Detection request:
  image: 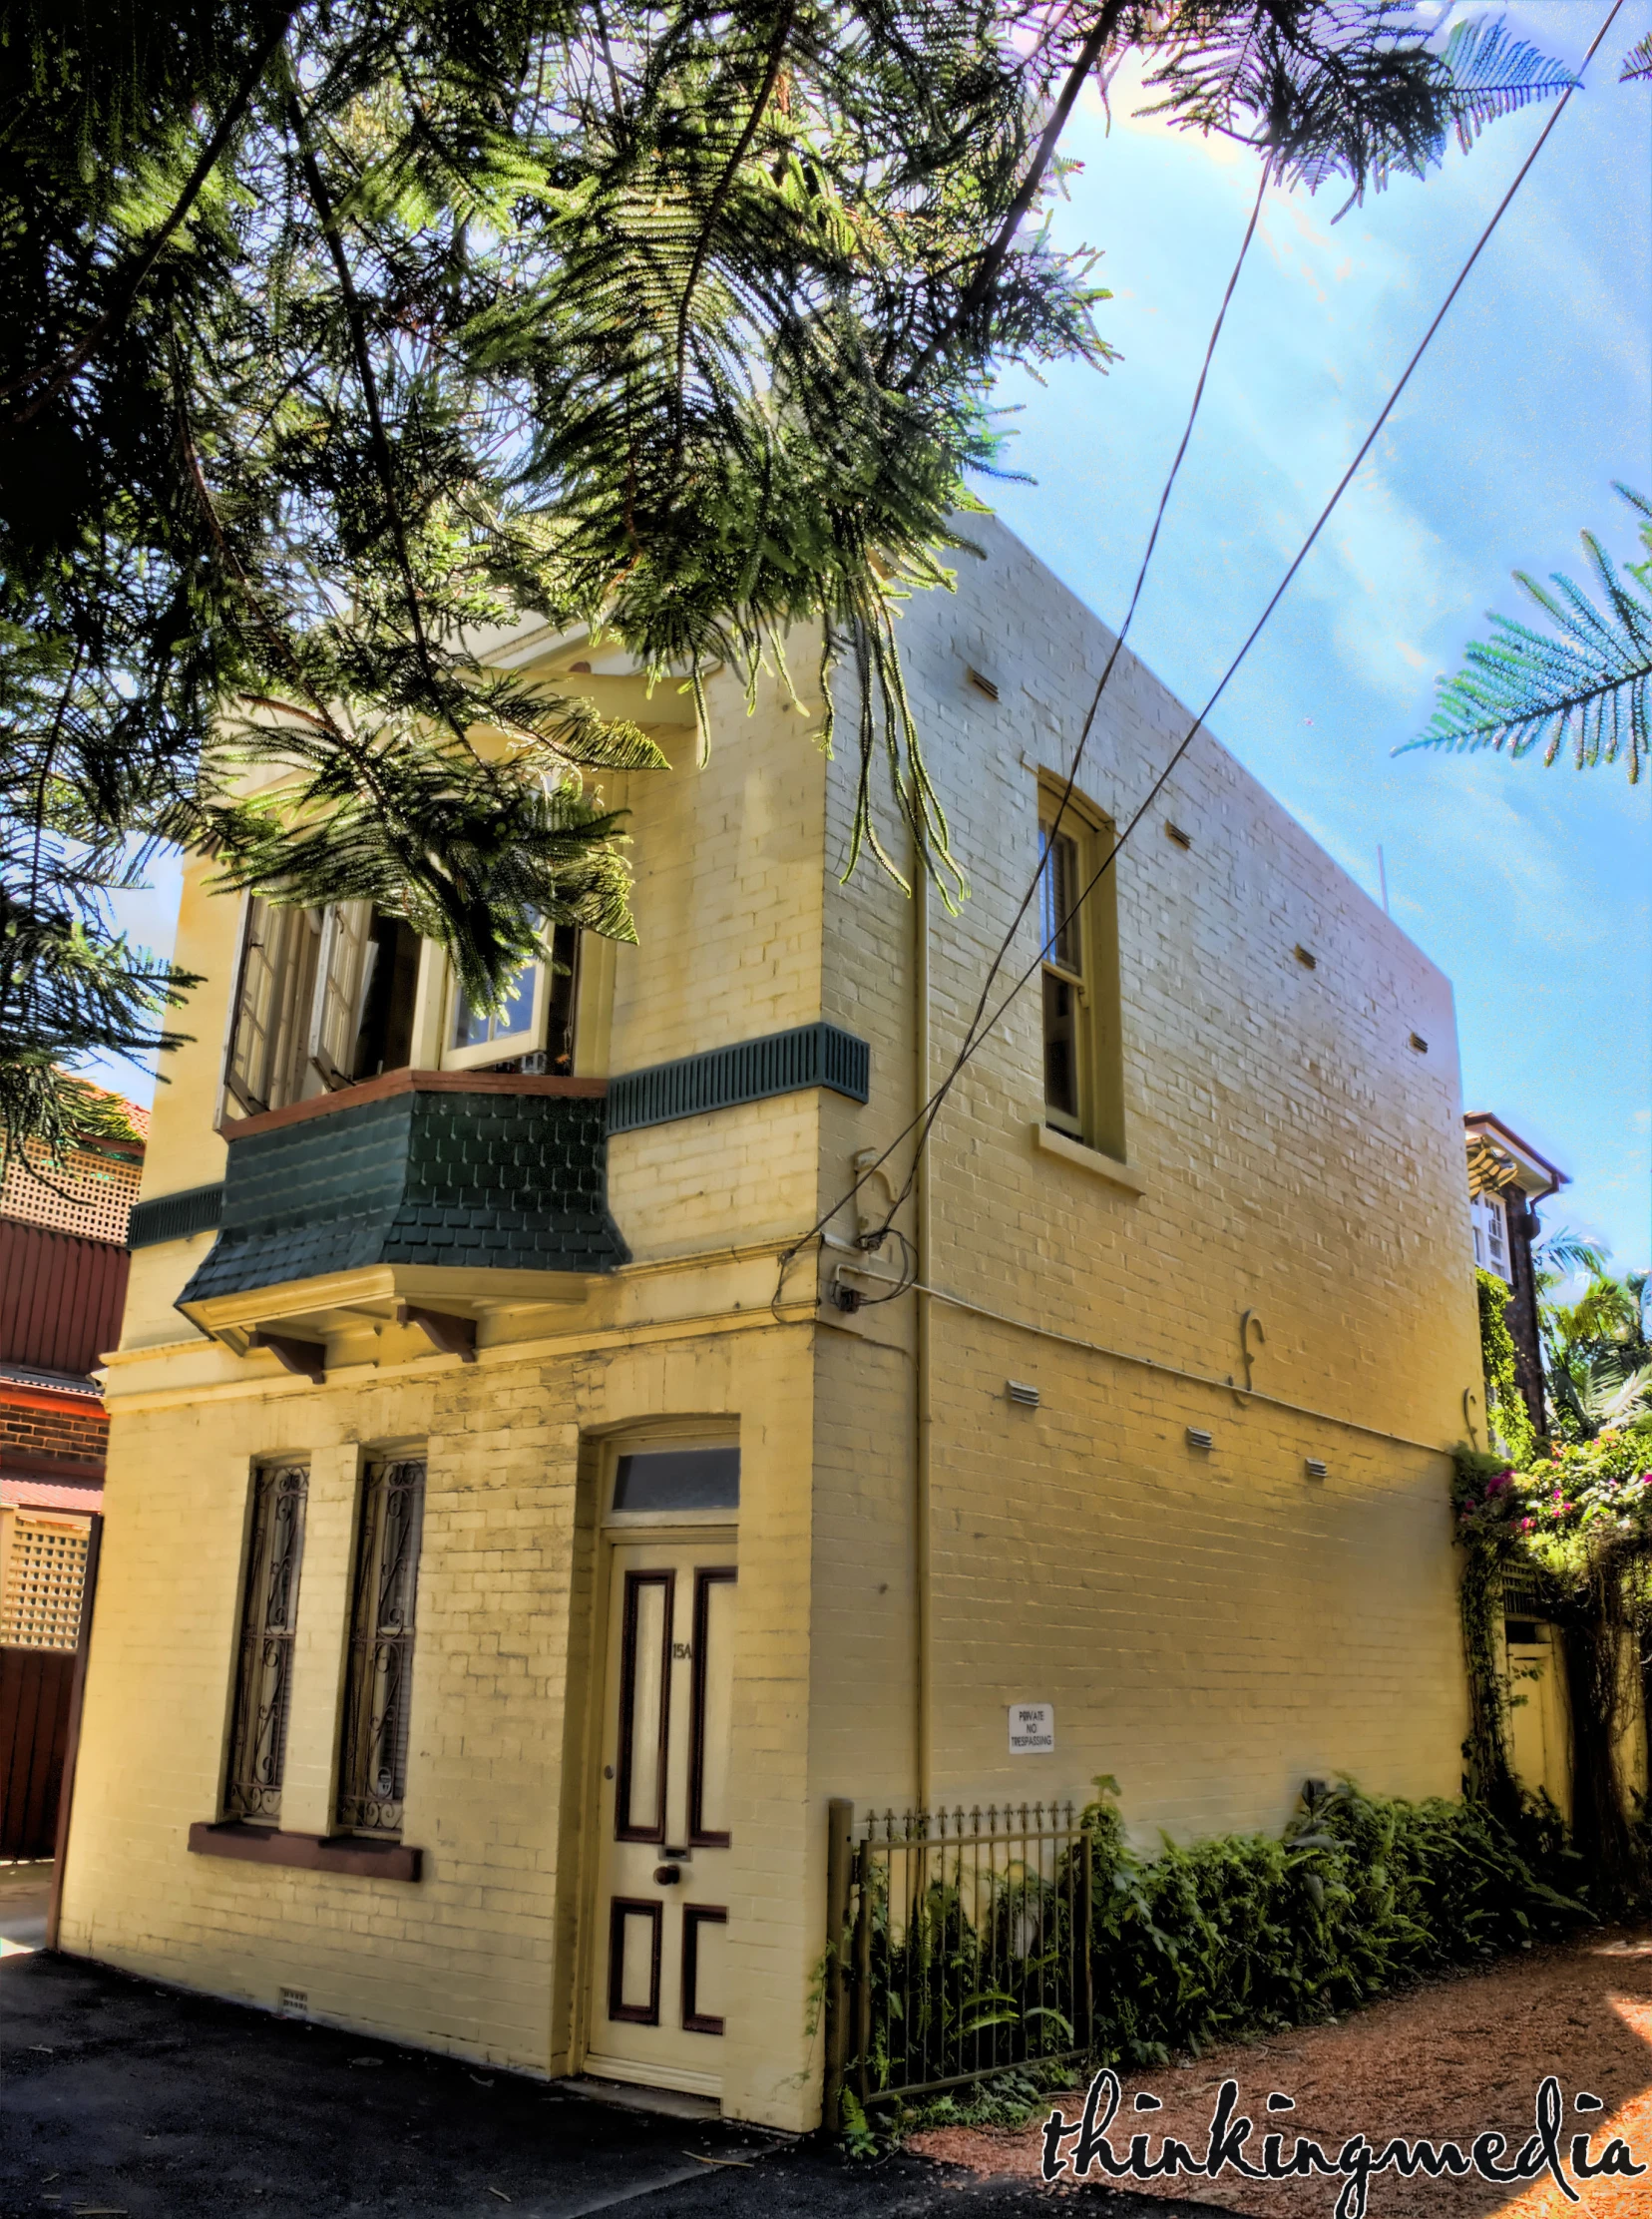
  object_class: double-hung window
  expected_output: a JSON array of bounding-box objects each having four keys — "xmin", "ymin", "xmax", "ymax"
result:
[
  {"xmin": 1035, "ymin": 786, "xmax": 1126, "ymax": 1159},
  {"xmin": 224, "ymin": 1462, "xmax": 309, "ymax": 1824},
  {"xmin": 336, "ymin": 1457, "xmax": 426, "ymax": 1839},
  {"xmin": 1038, "ymin": 822, "xmax": 1084, "ymax": 1131},
  {"xmin": 1470, "ymin": 1190, "xmax": 1512, "ymax": 1283}
]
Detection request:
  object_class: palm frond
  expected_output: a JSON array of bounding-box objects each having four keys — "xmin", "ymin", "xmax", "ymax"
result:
[
  {"xmin": 1437, "ymin": 18, "xmax": 1576, "ymax": 154},
  {"xmin": 1621, "ymin": 31, "xmax": 1652, "ymax": 82},
  {"xmin": 1401, "ymin": 487, "xmax": 1652, "ymax": 781},
  {"xmin": 1534, "ymin": 1227, "xmax": 1611, "ymax": 1285}
]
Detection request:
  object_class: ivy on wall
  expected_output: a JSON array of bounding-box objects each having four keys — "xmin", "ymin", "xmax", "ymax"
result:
[
  {"xmin": 1476, "ymin": 1265, "xmax": 1536, "ymax": 1466},
  {"xmin": 1453, "ymin": 1422, "xmax": 1652, "ymax": 1906}
]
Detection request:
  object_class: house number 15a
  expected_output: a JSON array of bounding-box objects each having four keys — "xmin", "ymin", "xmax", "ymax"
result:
[{"xmin": 672, "ymin": 1641, "xmax": 693, "ymax": 1659}]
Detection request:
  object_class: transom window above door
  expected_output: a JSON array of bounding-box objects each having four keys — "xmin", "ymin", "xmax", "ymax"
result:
[{"xmin": 606, "ymin": 1445, "xmax": 740, "ymax": 1526}]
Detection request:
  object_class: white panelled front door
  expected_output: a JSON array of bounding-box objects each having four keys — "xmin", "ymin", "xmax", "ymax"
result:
[{"xmin": 585, "ymin": 1537, "xmax": 736, "ymax": 2094}]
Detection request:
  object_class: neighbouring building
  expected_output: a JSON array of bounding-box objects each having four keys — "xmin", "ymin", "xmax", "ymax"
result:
[
  {"xmin": 1464, "ymin": 1110, "xmax": 1566, "ymax": 1444},
  {"xmin": 61, "ymin": 518, "xmax": 1484, "ymax": 2126},
  {"xmin": 0, "ymin": 1093, "xmax": 144, "ymax": 1859},
  {"xmin": 1462, "ymin": 1111, "xmax": 1575, "ymax": 1822}
]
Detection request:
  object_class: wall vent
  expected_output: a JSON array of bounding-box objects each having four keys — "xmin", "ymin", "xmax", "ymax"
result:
[
  {"xmin": 1007, "ymin": 1380, "xmax": 1040, "ymax": 1408},
  {"xmin": 967, "ymin": 667, "xmax": 1001, "ymax": 702},
  {"xmin": 609, "ymin": 1021, "xmax": 870, "ymax": 1134},
  {"xmin": 1164, "ymin": 823, "xmax": 1193, "ymax": 850},
  {"xmin": 1304, "ymin": 1458, "xmax": 1328, "ymax": 1482},
  {"xmin": 1409, "ymin": 1033, "xmax": 1429, "ymax": 1054},
  {"xmin": 278, "ymin": 1988, "xmax": 308, "ymax": 2017},
  {"xmin": 127, "ymin": 1180, "xmax": 225, "ymax": 1251},
  {"xmin": 1294, "ymin": 944, "xmax": 1318, "ymax": 971},
  {"xmin": 1185, "ymin": 1427, "xmax": 1213, "ymax": 1451}
]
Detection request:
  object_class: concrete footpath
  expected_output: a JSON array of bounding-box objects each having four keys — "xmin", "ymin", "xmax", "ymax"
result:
[{"xmin": 0, "ymin": 1951, "xmax": 1228, "ymax": 2219}]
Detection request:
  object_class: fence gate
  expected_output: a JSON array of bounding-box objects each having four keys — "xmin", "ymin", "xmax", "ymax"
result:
[
  {"xmin": 824, "ymin": 1799, "xmax": 1093, "ymax": 2123},
  {"xmin": 0, "ymin": 1647, "xmax": 77, "ymax": 1860}
]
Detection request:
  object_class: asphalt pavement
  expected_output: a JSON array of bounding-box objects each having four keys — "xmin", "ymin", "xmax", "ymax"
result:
[{"xmin": 0, "ymin": 1948, "xmax": 1235, "ymax": 2219}]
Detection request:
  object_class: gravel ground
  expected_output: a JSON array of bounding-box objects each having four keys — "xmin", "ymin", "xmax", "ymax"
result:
[{"xmin": 909, "ymin": 1932, "xmax": 1652, "ymax": 2219}]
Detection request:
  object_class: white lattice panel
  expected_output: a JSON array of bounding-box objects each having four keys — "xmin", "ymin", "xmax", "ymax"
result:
[
  {"xmin": 0, "ymin": 1140, "xmax": 142, "ymax": 1244},
  {"xmin": 0, "ymin": 1514, "xmax": 90, "ymax": 1649}
]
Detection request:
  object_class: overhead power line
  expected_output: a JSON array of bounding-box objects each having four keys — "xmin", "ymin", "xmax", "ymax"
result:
[{"xmin": 779, "ymin": 0, "xmax": 1622, "ymax": 1311}]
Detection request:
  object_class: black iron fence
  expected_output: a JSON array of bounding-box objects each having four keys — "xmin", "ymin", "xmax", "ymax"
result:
[{"xmin": 823, "ymin": 1799, "xmax": 1093, "ymax": 2121}]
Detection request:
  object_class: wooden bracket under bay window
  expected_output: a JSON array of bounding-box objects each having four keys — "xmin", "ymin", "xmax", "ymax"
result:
[
  {"xmin": 247, "ymin": 1328, "xmax": 326, "ymax": 1384},
  {"xmin": 395, "ymin": 1301, "xmax": 478, "ymax": 1362}
]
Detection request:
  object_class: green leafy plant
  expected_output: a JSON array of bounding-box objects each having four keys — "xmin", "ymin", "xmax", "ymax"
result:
[
  {"xmin": 1452, "ymin": 1430, "xmax": 1652, "ymax": 1909},
  {"xmin": 1074, "ymin": 1775, "xmax": 1584, "ymax": 2067},
  {"xmin": 838, "ymin": 1770, "xmax": 1589, "ymax": 2137},
  {"xmin": 1402, "ymin": 485, "xmax": 1652, "ymax": 782},
  {"xmin": 1476, "ymin": 1264, "xmax": 1537, "ymax": 1466},
  {"xmin": 1539, "ymin": 1262, "xmax": 1651, "ymax": 1444}
]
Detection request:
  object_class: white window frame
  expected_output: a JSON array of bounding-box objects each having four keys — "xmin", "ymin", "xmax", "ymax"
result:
[
  {"xmin": 602, "ymin": 1430, "xmax": 741, "ymax": 1532},
  {"xmin": 1038, "ymin": 816, "xmax": 1088, "ymax": 1139},
  {"xmin": 1470, "ymin": 1190, "xmax": 1512, "ymax": 1284},
  {"xmin": 309, "ymin": 900, "xmax": 376, "ymax": 1090},
  {"xmin": 222, "ymin": 898, "xmax": 325, "ymax": 1117},
  {"xmin": 439, "ymin": 953, "xmax": 554, "ymax": 1072}
]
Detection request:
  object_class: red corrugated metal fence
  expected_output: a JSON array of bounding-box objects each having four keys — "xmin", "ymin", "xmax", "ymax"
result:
[{"xmin": 0, "ymin": 1219, "xmax": 130, "ymax": 1375}]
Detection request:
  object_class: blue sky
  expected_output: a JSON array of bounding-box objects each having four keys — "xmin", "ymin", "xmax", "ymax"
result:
[
  {"xmin": 982, "ymin": 1, "xmax": 1651, "ymax": 1274},
  {"xmin": 93, "ymin": 5, "xmax": 1648, "ymax": 1272}
]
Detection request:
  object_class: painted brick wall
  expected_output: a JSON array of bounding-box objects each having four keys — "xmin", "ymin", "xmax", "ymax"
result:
[
  {"xmin": 63, "ymin": 1322, "xmax": 816, "ymax": 2118},
  {"xmin": 806, "ymin": 515, "xmax": 1478, "ymax": 1854},
  {"xmin": 72, "ymin": 517, "xmax": 1483, "ymax": 2136}
]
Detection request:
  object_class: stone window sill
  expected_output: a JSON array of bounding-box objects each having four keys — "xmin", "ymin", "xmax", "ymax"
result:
[
  {"xmin": 1030, "ymin": 1120, "xmax": 1146, "ymax": 1195},
  {"xmin": 188, "ymin": 1820, "xmax": 422, "ymax": 1882}
]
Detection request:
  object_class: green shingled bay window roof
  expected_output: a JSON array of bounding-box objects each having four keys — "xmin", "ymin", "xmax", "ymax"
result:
[{"xmin": 178, "ymin": 1076, "xmax": 627, "ymax": 1312}]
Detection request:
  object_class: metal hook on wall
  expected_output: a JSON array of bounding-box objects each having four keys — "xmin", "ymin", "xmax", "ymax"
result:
[
  {"xmin": 1462, "ymin": 1386, "xmax": 1481, "ymax": 1451},
  {"xmin": 1231, "ymin": 1309, "xmax": 1266, "ymax": 1407}
]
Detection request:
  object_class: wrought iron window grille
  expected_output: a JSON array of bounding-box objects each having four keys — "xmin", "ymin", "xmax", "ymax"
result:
[
  {"xmin": 336, "ymin": 1458, "xmax": 425, "ymax": 1839},
  {"xmin": 224, "ymin": 1463, "xmax": 309, "ymax": 1823}
]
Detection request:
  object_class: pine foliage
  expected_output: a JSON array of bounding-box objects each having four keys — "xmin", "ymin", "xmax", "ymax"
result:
[
  {"xmin": 1403, "ymin": 487, "xmax": 1652, "ymax": 782},
  {"xmin": 1134, "ymin": 7, "xmax": 1572, "ymax": 207},
  {"xmin": 0, "ymin": 2, "xmax": 1570, "ymax": 1143}
]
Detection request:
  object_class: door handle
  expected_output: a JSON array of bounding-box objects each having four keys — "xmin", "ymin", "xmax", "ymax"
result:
[{"xmin": 653, "ymin": 1865, "xmax": 682, "ymax": 1886}]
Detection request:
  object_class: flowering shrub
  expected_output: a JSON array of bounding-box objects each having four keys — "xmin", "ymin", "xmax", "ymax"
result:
[
  {"xmin": 1453, "ymin": 1425, "xmax": 1652, "ymax": 1585},
  {"xmin": 1452, "ymin": 1418, "xmax": 1652, "ymax": 1906}
]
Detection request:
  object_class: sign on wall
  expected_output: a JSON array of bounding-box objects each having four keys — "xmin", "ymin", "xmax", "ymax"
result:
[{"xmin": 1009, "ymin": 1702, "xmax": 1054, "ymax": 1755}]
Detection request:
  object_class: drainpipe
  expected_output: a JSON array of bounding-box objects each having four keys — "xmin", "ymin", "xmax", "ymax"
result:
[{"xmin": 914, "ymin": 863, "xmax": 933, "ymax": 1818}]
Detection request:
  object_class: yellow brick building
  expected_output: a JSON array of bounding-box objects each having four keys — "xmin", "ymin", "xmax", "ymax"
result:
[{"xmin": 61, "ymin": 519, "xmax": 1483, "ymax": 2127}]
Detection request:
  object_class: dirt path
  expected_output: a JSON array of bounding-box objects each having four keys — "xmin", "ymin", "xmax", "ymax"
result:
[{"xmin": 909, "ymin": 1932, "xmax": 1652, "ymax": 2219}]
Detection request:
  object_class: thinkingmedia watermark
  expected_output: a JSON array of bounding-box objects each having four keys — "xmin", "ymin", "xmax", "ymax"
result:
[{"xmin": 1040, "ymin": 2068, "xmax": 1644, "ymax": 2219}]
